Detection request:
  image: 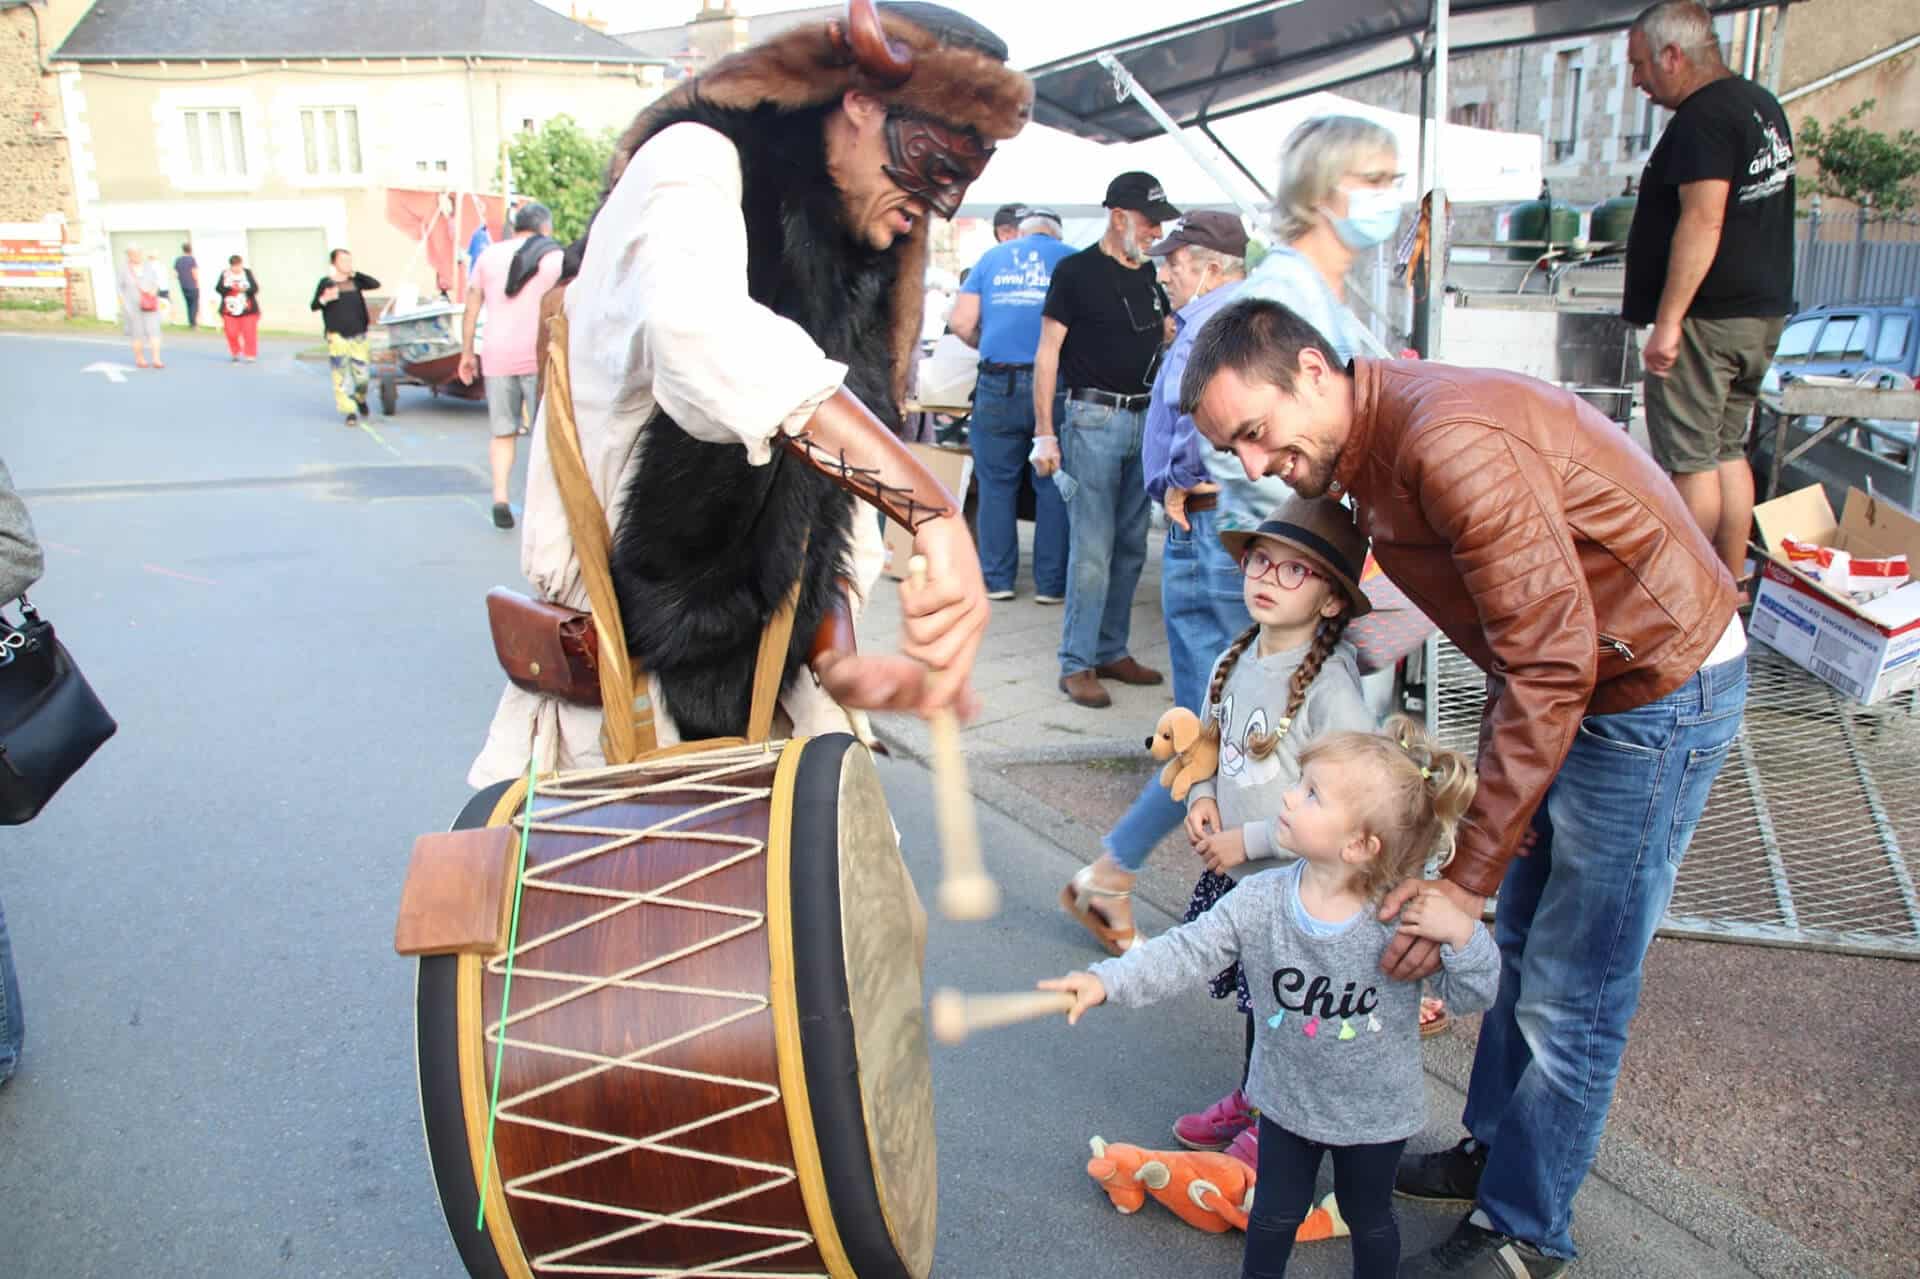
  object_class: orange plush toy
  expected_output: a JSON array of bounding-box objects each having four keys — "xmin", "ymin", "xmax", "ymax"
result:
[
  {"xmin": 1086, "ymin": 1137, "xmax": 1348, "ymax": 1241},
  {"xmin": 1146, "ymin": 707, "xmax": 1219, "ymax": 802}
]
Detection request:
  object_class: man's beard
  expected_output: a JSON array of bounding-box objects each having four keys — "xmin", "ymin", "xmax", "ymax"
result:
[
  {"xmin": 1118, "ymin": 223, "xmax": 1145, "ymax": 266},
  {"xmin": 1278, "ymin": 446, "xmax": 1340, "ymax": 498}
]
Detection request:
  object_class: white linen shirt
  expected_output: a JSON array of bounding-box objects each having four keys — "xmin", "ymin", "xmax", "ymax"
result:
[{"xmin": 469, "ymin": 122, "xmax": 888, "ymax": 787}]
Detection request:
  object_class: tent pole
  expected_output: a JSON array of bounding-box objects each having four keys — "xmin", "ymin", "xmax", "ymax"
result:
[
  {"xmin": 1763, "ymin": 2, "xmax": 1790, "ymax": 93},
  {"xmin": 1199, "ymin": 120, "xmax": 1274, "ymax": 203},
  {"xmin": 1423, "ymin": 0, "xmax": 1451, "ymax": 361},
  {"xmin": 1096, "ymin": 53, "xmax": 1265, "ymax": 225}
]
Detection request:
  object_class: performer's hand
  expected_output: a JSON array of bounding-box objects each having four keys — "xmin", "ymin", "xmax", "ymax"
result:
[
  {"xmin": 1195, "ymin": 826, "xmax": 1246, "ymax": 873},
  {"xmin": 1377, "ymin": 877, "xmax": 1483, "ymax": 980},
  {"xmin": 812, "ymin": 650, "xmax": 948, "ymax": 715},
  {"xmin": 1030, "ymin": 434, "xmax": 1060, "ymax": 478},
  {"xmin": 1643, "ymin": 320, "xmax": 1681, "ymax": 378},
  {"xmin": 904, "ymin": 515, "xmax": 989, "ymax": 718},
  {"xmin": 1184, "ymin": 797, "xmax": 1220, "ymax": 845},
  {"xmin": 457, "ymin": 352, "xmax": 478, "ymax": 385},
  {"xmin": 1037, "ymin": 972, "xmax": 1107, "ymax": 1025}
]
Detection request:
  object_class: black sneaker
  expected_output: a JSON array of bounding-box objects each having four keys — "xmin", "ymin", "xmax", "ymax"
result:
[
  {"xmin": 491, "ymin": 502, "xmax": 515, "ymax": 530},
  {"xmin": 344, "ymin": 413, "xmax": 359, "ymax": 428},
  {"xmin": 356, "ymin": 397, "xmax": 370, "ymax": 417},
  {"xmin": 1399, "ymin": 1216, "xmax": 1567, "ymax": 1277},
  {"xmin": 1395, "ymin": 1138, "xmax": 1488, "ymax": 1204}
]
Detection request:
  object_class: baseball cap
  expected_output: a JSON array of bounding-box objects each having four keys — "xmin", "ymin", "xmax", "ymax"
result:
[
  {"xmin": 1103, "ymin": 171, "xmax": 1181, "ymax": 223},
  {"xmin": 992, "ymin": 202, "xmax": 1031, "ymax": 229},
  {"xmin": 1146, "ymin": 211, "xmax": 1250, "ymax": 259}
]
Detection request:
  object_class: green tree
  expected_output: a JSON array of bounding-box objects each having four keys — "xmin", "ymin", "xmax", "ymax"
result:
[
  {"xmin": 504, "ymin": 115, "xmax": 616, "ymax": 241},
  {"xmin": 1798, "ymin": 100, "xmax": 1920, "ymax": 213}
]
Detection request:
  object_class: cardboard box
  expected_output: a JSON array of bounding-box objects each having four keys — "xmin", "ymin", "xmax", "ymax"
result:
[
  {"xmin": 1749, "ymin": 484, "xmax": 1920, "ymax": 704},
  {"xmin": 882, "ymin": 442, "xmax": 973, "ymax": 580}
]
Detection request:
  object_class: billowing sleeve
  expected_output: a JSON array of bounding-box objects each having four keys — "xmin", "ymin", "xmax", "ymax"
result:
[{"xmin": 593, "ymin": 122, "xmax": 847, "ymax": 465}]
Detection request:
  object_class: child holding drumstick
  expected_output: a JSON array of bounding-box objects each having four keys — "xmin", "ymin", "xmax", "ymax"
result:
[{"xmin": 1041, "ymin": 716, "xmax": 1499, "ymax": 1279}]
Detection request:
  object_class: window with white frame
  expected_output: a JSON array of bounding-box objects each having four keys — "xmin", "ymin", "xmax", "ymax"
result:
[
  {"xmin": 300, "ymin": 106, "xmax": 363, "ymax": 178},
  {"xmin": 182, "ymin": 108, "xmax": 247, "ymax": 178},
  {"xmin": 1550, "ymin": 52, "xmax": 1584, "ymax": 162}
]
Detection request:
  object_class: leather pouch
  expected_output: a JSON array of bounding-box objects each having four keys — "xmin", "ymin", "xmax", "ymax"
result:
[{"xmin": 485, "ymin": 587, "xmax": 601, "ymax": 707}]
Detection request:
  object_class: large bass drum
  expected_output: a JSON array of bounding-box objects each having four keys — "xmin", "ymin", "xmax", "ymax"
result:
[{"xmin": 416, "ymin": 735, "xmax": 934, "ymax": 1278}]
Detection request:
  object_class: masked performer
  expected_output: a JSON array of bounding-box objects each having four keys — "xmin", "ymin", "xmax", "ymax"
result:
[{"xmin": 469, "ymin": 1, "xmax": 1030, "ymax": 785}]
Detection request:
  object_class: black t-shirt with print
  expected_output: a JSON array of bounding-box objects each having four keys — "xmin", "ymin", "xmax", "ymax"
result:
[
  {"xmin": 1041, "ymin": 244, "xmax": 1169, "ymax": 395},
  {"xmin": 311, "ymin": 271, "xmax": 381, "ymax": 337},
  {"xmin": 1622, "ymin": 75, "xmax": 1796, "ymax": 324}
]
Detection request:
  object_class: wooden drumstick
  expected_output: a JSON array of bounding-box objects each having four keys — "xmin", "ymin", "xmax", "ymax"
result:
[
  {"xmin": 930, "ymin": 987, "xmax": 1076, "ymax": 1044},
  {"xmin": 906, "ymin": 555, "xmax": 1001, "ymax": 921}
]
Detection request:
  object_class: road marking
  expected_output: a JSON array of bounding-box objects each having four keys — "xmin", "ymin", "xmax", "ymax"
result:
[
  {"xmin": 83, "ymin": 361, "xmax": 135, "ymax": 383},
  {"xmin": 143, "ymin": 564, "xmax": 218, "ymax": 586}
]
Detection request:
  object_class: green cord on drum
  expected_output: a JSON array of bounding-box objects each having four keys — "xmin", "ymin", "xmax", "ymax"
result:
[{"xmin": 477, "ymin": 750, "xmax": 537, "ymax": 1231}]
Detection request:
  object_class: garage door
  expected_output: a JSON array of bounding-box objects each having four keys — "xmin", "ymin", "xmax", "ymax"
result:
[
  {"xmin": 107, "ymin": 230, "xmax": 190, "ymax": 314},
  {"xmin": 245, "ymin": 227, "xmax": 329, "ymax": 334}
]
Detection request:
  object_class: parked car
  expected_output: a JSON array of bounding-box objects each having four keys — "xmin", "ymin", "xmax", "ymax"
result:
[{"xmin": 1753, "ymin": 298, "xmax": 1920, "ymax": 512}]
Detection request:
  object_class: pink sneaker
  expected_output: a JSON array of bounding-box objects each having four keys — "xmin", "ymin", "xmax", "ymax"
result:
[
  {"xmin": 1172, "ymin": 1086, "xmax": 1254, "ymax": 1151},
  {"xmin": 1225, "ymin": 1125, "xmax": 1259, "ymax": 1171}
]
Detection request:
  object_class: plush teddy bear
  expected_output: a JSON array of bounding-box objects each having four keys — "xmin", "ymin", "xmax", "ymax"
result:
[
  {"xmin": 1146, "ymin": 706, "xmax": 1219, "ymax": 803},
  {"xmin": 1086, "ymin": 1137, "xmax": 1348, "ymax": 1240}
]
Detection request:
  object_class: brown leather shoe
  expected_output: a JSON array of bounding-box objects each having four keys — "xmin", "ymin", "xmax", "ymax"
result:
[
  {"xmin": 1059, "ymin": 670, "xmax": 1112, "ymax": 708},
  {"xmin": 1095, "ymin": 656, "xmax": 1164, "ymax": 686}
]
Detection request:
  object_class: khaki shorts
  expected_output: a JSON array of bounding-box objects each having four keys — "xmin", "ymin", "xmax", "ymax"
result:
[{"xmin": 1643, "ymin": 315, "xmax": 1786, "ymax": 474}]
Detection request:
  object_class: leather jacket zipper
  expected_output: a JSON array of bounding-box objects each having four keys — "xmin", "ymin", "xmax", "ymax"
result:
[{"xmin": 1599, "ymin": 634, "xmax": 1634, "ymax": 662}]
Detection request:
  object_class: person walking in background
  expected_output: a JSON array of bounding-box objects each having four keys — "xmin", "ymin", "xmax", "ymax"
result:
[
  {"xmin": 459, "ymin": 201, "xmax": 563, "ymax": 530},
  {"xmin": 1624, "ymin": 0, "xmax": 1796, "ymax": 596},
  {"xmin": 311, "ymin": 249, "xmax": 380, "ymax": 428},
  {"xmin": 214, "ymin": 254, "xmax": 261, "ymax": 363},
  {"xmin": 117, "ymin": 245, "xmax": 167, "ymax": 370},
  {"xmin": 1034, "ymin": 171, "xmax": 1178, "ymax": 708},
  {"xmin": 949, "ymin": 208, "xmax": 1074, "ymax": 602},
  {"xmin": 172, "ymin": 242, "xmax": 200, "ymax": 330},
  {"xmin": 0, "ymin": 456, "xmax": 46, "ymax": 1086}
]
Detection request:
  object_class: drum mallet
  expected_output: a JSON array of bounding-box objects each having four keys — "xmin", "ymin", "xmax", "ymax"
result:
[
  {"xmin": 906, "ymin": 555, "xmax": 1001, "ymax": 922},
  {"xmin": 930, "ymin": 987, "xmax": 1076, "ymax": 1044}
]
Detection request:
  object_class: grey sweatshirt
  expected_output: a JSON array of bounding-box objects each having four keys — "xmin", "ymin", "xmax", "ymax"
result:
[
  {"xmin": 1091, "ymin": 862, "xmax": 1500, "ymax": 1146},
  {"xmin": 0, "ymin": 459, "xmax": 44, "ymax": 604},
  {"xmin": 1186, "ymin": 637, "xmax": 1375, "ymax": 874}
]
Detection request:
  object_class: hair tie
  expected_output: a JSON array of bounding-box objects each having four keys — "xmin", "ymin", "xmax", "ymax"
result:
[{"xmin": 1420, "ymin": 765, "xmax": 1431, "ymax": 780}]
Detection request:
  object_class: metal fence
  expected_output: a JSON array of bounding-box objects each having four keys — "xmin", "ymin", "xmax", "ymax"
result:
[{"xmin": 1794, "ymin": 204, "xmax": 1920, "ymax": 310}]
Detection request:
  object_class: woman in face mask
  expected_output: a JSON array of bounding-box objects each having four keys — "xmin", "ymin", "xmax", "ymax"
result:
[{"xmin": 1241, "ymin": 115, "xmax": 1403, "ymax": 363}]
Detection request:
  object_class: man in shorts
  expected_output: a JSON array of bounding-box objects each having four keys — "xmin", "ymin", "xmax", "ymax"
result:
[
  {"xmin": 459, "ymin": 201, "xmax": 564, "ymax": 529},
  {"xmin": 1623, "ymin": 0, "xmax": 1796, "ymax": 593}
]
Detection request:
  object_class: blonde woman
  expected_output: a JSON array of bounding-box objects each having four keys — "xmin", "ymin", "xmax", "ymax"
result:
[{"xmin": 117, "ymin": 246, "xmax": 168, "ymax": 369}]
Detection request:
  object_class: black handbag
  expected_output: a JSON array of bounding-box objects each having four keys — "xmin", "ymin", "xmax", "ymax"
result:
[{"xmin": 0, "ymin": 596, "xmax": 116, "ymax": 825}]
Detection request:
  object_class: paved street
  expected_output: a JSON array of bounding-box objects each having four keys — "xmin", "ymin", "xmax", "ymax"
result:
[{"xmin": 0, "ymin": 329, "xmax": 1815, "ymax": 1278}]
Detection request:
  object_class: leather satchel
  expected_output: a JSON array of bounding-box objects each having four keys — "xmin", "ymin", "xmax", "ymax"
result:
[
  {"xmin": 485, "ymin": 587, "xmax": 602, "ymax": 707},
  {"xmin": 0, "ymin": 597, "xmax": 117, "ymax": 825}
]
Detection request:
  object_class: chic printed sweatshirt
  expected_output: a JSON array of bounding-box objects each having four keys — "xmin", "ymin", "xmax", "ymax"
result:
[
  {"xmin": 1184, "ymin": 636, "xmax": 1375, "ymax": 877},
  {"xmin": 1091, "ymin": 861, "xmax": 1500, "ymax": 1146}
]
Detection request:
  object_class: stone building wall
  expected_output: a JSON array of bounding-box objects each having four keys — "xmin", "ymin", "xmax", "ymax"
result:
[{"xmin": 1, "ymin": 4, "xmax": 84, "ymax": 312}]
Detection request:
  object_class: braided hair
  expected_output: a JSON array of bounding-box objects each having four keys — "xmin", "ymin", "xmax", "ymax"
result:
[{"xmin": 1199, "ymin": 611, "xmax": 1355, "ymax": 760}]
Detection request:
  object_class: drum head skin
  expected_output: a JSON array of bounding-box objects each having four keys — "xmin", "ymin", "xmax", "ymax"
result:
[{"xmin": 415, "ymin": 737, "xmax": 935, "ymax": 1279}]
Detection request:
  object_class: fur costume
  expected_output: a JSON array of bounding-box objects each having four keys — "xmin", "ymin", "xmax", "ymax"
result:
[{"xmin": 598, "ymin": 3, "xmax": 1031, "ymax": 741}]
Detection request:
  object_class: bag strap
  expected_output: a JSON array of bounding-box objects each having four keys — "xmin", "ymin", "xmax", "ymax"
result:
[
  {"xmin": 745, "ymin": 538, "xmax": 805, "ymax": 744},
  {"xmin": 540, "ymin": 310, "xmax": 657, "ymax": 763}
]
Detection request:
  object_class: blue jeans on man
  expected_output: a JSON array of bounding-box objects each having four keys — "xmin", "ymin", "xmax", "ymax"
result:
[
  {"xmin": 1461, "ymin": 653, "xmax": 1748, "ymax": 1258},
  {"xmin": 1103, "ymin": 506, "xmax": 1249, "ymax": 868},
  {"xmin": 1057, "ymin": 398, "xmax": 1151, "ymax": 676},
  {"xmin": 971, "ymin": 367, "xmax": 1067, "ymax": 597},
  {"xmin": 0, "ymin": 894, "xmax": 22, "ymax": 1084}
]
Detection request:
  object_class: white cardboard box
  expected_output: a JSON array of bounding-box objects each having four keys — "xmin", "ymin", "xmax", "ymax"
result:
[
  {"xmin": 881, "ymin": 442, "xmax": 973, "ymax": 581},
  {"xmin": 1749, "ymin": 485, "xmax": 1920, "ymax": 704}
]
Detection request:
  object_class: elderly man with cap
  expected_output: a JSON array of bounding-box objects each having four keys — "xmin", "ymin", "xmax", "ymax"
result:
[
  {"xmin": 471, "ymin": 1, "xmax": 1032, "ymax": 784},
  {"xmin": 1033, "ymin": 171, "xmax": 1178, "ymax": 708},
  {"xmin": 951, "ymin": 206, "xmax": 1074, "ymax": 602},
  {"xmin": 1061, "ymin": 210, "xmax": 1281, "ymax": 953}
]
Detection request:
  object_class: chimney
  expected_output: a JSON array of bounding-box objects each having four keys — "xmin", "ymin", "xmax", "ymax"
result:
[{"xmin": 689, "ymin": 1, "xmax": 750, "ymax": 70}]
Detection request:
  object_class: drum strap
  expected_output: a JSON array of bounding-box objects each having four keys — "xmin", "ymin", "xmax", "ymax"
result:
[
  {"xmin": 540, "ymin": 310, "xmax": 658, "ymax": 763},
  {"xmin": 746, "ymin": 539, "xmax": 805, "ymax": 745}
]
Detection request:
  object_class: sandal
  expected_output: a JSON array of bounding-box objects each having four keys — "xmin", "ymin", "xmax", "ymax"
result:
[
  {"xmin": 1060, "ymin": 864, "xmax": 1141, "ymax": 956},
  {"xmin": 1419, "ymin": 995, "xmax": 1451, "ymax": 1038}
]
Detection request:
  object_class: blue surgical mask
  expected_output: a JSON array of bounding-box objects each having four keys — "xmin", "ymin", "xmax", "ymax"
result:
[{"xmin": 1325, "ymin": 187, "xmax": 1404, "ymax": 249}]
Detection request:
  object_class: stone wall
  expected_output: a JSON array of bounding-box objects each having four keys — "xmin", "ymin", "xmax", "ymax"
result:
[{"xmin": 1, "ymin": 6, "xmax": 84, "ymax": 313}]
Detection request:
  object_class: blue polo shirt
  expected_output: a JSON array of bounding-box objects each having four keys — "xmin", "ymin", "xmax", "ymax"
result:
[{"xmin": 960, "ymin": 233, "xmax": 1076, "ymax": 366}]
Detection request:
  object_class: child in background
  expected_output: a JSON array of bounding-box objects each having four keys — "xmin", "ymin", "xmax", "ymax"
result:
[
  {"xmin": 1173, "ymin": 498, "xmax": 1378, "ymax": 1166},
  {"xmin": 1041, "ymin": 717, "xmax": 1499, "ymax": 1279}
]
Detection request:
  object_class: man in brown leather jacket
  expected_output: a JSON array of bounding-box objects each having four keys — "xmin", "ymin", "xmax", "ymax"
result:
[{"xmin": 1182, "ymin": 298, "xmax": 1748, "ymax": 1277}]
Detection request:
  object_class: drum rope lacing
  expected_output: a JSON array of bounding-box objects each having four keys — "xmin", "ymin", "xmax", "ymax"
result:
[{"xmin": 482, "ymin": 746, "xmax": 833, "ymax": 1278}]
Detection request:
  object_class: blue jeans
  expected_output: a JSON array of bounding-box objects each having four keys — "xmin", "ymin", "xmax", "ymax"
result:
[
  {"xmin": 1104, "ymin": 507, "xmax": 1250, "ymax": 871},
  {"xmin": 0, "ymin": 894, "xmax": 21, "ymax": 1084},
  {"xmin": 1463, "ymin": 653, "xmax": 1748, "ymax": 1259},
  {"xmin": 971, "ymin": 369, "xmax": 1067, "ymax": 596},
  {"xmin": 1057, "ymin": 398, "xmax": 1150, "ymax": 675}
]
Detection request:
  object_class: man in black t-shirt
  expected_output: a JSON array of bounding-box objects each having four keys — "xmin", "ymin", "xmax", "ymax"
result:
[
  {"xmin": 310, "ymin": 248, "xmax": 382, "ymax": 428},
  {"xmin": 1623, "ymin": 0, "xmax": 1795, "ymax": 591},
  {"xmin": 1033, "ymin": 171, "xmax": 1177, "ymax": 708}
]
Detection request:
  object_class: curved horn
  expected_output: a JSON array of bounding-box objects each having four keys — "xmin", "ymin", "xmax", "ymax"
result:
[{"xmin": 830, "ymin": 0, "xmax": 914, "ymax": 87}]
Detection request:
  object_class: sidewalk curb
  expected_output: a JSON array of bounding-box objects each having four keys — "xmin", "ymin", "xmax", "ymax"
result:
[{"xmin": 875, "ymin": 724, "xmax": 1858, "ymax": 1279}]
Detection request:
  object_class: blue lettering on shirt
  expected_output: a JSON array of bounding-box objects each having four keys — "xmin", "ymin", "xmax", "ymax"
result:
[{"xmin": 962, "ymin": 233, "xmax": 1076, "ymax": 365}]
